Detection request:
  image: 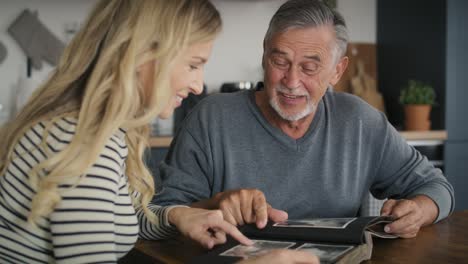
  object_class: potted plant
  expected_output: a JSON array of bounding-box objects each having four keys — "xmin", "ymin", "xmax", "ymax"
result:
[{"xmin": 399, "ymin": 80, "xmax": 435, "ymax": 131}]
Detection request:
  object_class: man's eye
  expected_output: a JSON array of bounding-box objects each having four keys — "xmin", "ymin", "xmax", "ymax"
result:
[
  {"xmin": 302, "ymin": 64, "xmax": 319, "ymax": 74},
  {"xmin": 189, "ymin": 65, "xmax": 198, "ymax": 70},
  {"xmin": 272, "ymin": 58, "xmax": 288, "ymax": 67}
]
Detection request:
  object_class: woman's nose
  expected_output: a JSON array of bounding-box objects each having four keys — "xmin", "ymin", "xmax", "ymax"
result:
[
  {"xmin": 189, "ymin": 81, "xmax": 203, "ymax": 95},
  {"xmin": 190, "ymin": 72, "xmax": 205, "ymax": 95}
]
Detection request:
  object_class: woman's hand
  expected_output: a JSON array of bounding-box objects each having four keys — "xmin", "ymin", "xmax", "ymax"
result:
[
  {"xmin": 239, "ymin": 249, "xmax": 319, "ymax": 264},
  {"xmin": 168, "ymin": 207, "xmax": 253, "ymax": 249}
]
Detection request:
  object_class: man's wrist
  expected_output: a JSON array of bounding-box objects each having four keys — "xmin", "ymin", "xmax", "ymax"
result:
[{"xmin": 411, "ymin": 195, "xmax": 439, "ymax": 225}]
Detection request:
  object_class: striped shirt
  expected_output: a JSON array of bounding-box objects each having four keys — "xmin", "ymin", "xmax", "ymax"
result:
[{"xmin": 0, "ymin": 117, "xmax": 177, "ymax": 263}]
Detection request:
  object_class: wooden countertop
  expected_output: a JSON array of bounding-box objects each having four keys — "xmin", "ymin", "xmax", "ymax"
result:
[
  {"xmin": 149, "ymin": 130, "xmax": 447, "ymax": 148},
  {"xmin": 149, "ymin": 136, "xmax": 173, "ymax": 148},
  {"xmin": 399, "ymin": 130, "xmax": 447, "ymax": 141}
]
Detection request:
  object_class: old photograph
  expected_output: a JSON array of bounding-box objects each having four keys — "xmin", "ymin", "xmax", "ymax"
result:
[
  {"xmin": 220, "ymin": 240, "xmax": 295, "ymax": 259},
  {"xmin": 296, "ymin": 243, "xmax": 354, "ymax": 263}
]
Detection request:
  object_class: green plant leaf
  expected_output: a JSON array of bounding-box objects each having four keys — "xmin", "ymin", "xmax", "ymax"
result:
[{"xmin": 399, "ymin": 80, "xmax": 436, "ymax": 105}]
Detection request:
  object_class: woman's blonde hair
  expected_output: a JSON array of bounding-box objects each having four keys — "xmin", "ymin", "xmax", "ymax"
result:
[{"xmin": 0, "ymin": 0, "xmax": 221, "ymax": 224}]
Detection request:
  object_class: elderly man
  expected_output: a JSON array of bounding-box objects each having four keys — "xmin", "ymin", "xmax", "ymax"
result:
[{"xmin": 154, "ymin": 0, "xmax": 454, "ymax": 238}]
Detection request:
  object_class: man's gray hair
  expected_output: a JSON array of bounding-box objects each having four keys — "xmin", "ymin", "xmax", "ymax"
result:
[{"xmin": 264, "ymin": 0, "xmax": 349, "ymax": 60}]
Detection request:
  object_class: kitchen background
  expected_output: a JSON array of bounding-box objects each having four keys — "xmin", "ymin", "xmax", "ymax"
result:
[
  {"xmin": 0, "ymin": 0, "xmax": 466, "ymax": 210},
  {"xmin": 0, "ymin": 0, "xmax": 376, "ymax": 124}
]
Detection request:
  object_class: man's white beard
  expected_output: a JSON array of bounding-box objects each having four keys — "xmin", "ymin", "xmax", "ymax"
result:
[{"xmin": 269, "ymin": 95, "xmax": 316, "ymax": 121}]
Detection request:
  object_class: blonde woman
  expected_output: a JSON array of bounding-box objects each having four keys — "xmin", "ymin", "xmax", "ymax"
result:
[
  {"xmin": 0, "ymin": 0, "xmax": 251, "ymax": 262},
  {"xmin": 0, "ymin": 0, "xmax": 318, "ymax": 263}
]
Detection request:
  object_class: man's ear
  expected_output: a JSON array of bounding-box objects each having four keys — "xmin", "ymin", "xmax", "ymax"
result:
[
  {"xmin": 262, "ymin": 38, "xmax": 270, "ymax": 70},
  {"xmin": 330, "ymin": 56, "xmax": 349, "ymax": 86},
  {"xmin": 262, "ymin": 54, "xmax": 266, "ymax": 69}
]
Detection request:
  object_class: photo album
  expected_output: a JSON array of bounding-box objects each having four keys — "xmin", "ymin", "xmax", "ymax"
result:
[{"xmin": 190, "ymin": 216, "xmax": 397, "ymax": 264}]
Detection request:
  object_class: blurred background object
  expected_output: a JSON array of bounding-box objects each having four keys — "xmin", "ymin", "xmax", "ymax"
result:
[
  {"xmin": 0, "ymin": 104, "xmax": 3, "ymax": 123},
  {"xmin": 14, "ymin": 57, "xmax": 41, "ymax": 113},
  {"xmin": 350, "ymin": 60, "xmax": 385, "ymax": 113},
  {"xmin": 8, "ymin": 9, "xmax": 64, "ymax": 70},
  {"xmin": 220, "ymin": 81, "xmax": 254, "ymax": 93},
  {"xmin": 0, "ymin": 41, "xmax": 7, "ymax": 65},
  {"xmin": 7, "ymin": 9, "xmax": 61, "ymax": 116},
  {"xmin": 399, "ymin": 80, "xmax": 435, "ymax": 131},
  {"xmin": 0, "ymin": 103, "xmax": 10, "ymax": 126},
  {"xmin": 334, "ymin": 42, "xmax": 385, "ymax": 113},
  {"xmin": 335, "ymin": 43, "xmax": 377, "ymax": 94},
  {"xmin": 63, "ymin": 21, "xmax": 80, "ymax": 43},
  {"xmin": 151, "ymin": 118, "xmax": 173, "ymax": 137}
]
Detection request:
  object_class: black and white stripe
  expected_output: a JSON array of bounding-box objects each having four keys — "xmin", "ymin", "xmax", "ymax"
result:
[{"xmin": 0, "ymin": 117, "xmax": 177, "ymax": 263}]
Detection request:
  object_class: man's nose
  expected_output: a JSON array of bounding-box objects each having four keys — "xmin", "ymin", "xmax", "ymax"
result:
[{"xmin": 282, "ymin": 66, "xmax": 301, "ymax": 88}]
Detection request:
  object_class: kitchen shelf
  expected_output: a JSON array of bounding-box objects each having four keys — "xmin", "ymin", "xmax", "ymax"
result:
[
  {"xmin": 149, "ymin": 130, "xmax": 447, "ymax": 148},
  {"xmin": 399, "ymin": 130, "xmax": 447, "ymax": 141},
  {"xmin": 149, "ymin": 136, "xmax": 173, "ymax": 148}
]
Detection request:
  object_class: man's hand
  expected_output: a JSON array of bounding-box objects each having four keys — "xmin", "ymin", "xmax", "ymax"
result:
[
  {"xmin": 193, "ymin": 188, "xmax": 288, "ymax": 228},
  {"xmin": 168, "ymin": 207, "xmax": 253, "ymax": 249},
  {"xmin": 380, "ymin": 195, "xmax": 439, "ymax": 238},
  {"xmin": 238, "ymin": 249, "xmax": 319, "ymax": 264}
]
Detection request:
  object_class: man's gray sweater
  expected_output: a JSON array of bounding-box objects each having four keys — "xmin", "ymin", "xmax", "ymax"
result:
[{"xmin": 154, "ymin": 89, "xmax": 454, "ymax": 221}]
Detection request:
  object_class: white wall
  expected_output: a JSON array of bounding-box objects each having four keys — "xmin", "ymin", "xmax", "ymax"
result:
[
  {"xmin": 337, "ymin": 0, "xmax": 376, "ymax": 43},
  {"xmin": 0, "ymin": 0, "xmax": 376, "ymax": 124},
  {"xmin": 205, "ymin": 0, "xmax": 286, "ymax": 93},
  {"xmin": 0, "ymin": 0, "xmax": 96, "ymax": 124}
]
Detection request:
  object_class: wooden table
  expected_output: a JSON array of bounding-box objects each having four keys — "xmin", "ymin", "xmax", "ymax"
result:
[
  {"xmin": 120, "ymin": 210, "xmax": 468, "ymax": 264},
  {"xmin": 365, "ymin": 210, "xmax": 468, "ymax": 264}
]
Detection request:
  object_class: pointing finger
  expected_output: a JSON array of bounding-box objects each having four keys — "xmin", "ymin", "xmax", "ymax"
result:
[{"xmin": 252, "ymin": 193, "xmax": 268, "ymax": 228}]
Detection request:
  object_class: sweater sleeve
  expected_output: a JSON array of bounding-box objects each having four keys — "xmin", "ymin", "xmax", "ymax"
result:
[
  {"xmin": 49, "ymin": 149, "xmax": 125, "ymax": 263},
  {"xmin": 371, "ymin": 113, "xmax": 455, "ymax": 222},
  {"xmin": 134, "ymin": 201, "xmax": 182, "ymax": 240},
  {"xmin": 153, "ymin": 125, "xmax": 214, "ymax": 206}
]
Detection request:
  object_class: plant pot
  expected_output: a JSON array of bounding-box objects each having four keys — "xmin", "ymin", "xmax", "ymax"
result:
[{"xmin": 404, "ymin": 104, "xmax": 431, "ymax": 131}]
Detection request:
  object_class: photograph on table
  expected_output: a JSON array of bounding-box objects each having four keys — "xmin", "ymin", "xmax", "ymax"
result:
[
  {"xmin": 296, "ymin": 243, "xmax": 354, "ymax": 263},
  {"xmin": 220, "ymin": 240, "xmax": 295, "ymax": 258}
]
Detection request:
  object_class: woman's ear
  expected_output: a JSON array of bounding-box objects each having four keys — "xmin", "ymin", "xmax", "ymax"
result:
[
  {"xmin": 137, "ymin": 59, "xmax": 157, "ymax": 99},
  {"xmin": 137, "ymin": 59, "xmax": 158, "ymax": 74}
]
